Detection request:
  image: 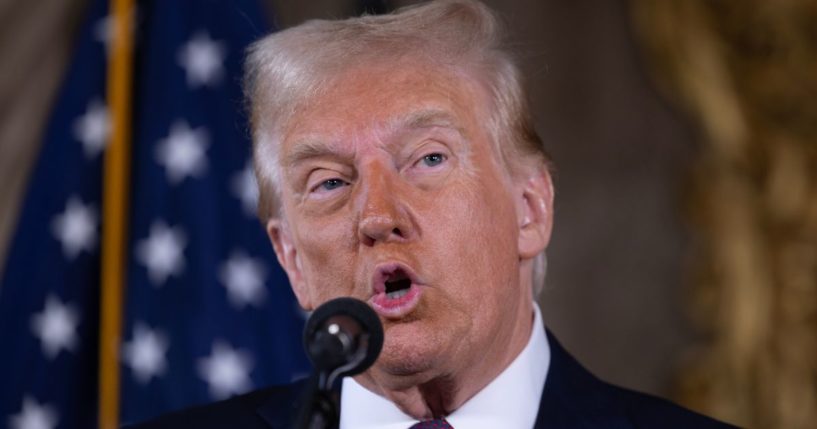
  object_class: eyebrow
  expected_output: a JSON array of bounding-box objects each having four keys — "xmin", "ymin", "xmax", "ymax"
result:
[
  {"xmin": 283, "ymin": 138, "xmax": 345, "ymax": 168},
  {"xmin": 393, "ymin": 108, "xmax": 465, "ymax": 134},
  {"xmin": 283, "ymin": 108, "xmax": 466, "ymax": 167}
]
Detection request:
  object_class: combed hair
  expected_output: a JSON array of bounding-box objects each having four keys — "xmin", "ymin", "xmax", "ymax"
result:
[{"xmin": 243, "ymin": 0, "xmax": 551, "ymax": 295}]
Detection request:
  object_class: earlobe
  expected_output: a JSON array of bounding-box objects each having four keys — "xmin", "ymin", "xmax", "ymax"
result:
[
  {"xmin": 266, "ymin": 219, "xmax": 314, "ymax": 311},
  {"xmin": 517, "ymin": 169, "xmax": 554, "ymax": 260}
]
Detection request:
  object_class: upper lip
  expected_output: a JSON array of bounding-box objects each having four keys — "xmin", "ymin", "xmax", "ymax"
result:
[{"xmin": 370, "ymin": 261, "xmax": 422, "ymax": 295}]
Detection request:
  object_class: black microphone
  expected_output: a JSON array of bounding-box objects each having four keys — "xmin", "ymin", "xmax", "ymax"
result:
[
  {"xmin": 297, "ymin": 297, "xmax": 384, "ymax": 429},
  {"xmin": 303, "ymin": 297, "xmax": 384, "ymax": 386}
]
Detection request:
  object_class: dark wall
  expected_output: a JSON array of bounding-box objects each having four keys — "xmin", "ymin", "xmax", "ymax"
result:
[{"xmin": 521, "ymin": 0, "xmax": 697, "ymax": 396}]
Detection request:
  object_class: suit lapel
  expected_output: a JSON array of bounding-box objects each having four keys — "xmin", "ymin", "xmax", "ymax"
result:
[
  {"xmin": 255, "ymin": 379, "xmax": 308, "ymax": 428},
  {"xmin": 255, "ymin": 379, "xmax": 341, "ymax": 429},
  {"xmin": 533, "ymin": 331, "xmax": 633, "ymax": 429}
]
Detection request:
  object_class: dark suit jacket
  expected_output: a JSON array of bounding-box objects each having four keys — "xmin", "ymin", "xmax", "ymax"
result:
[{"xmin": 127, "ymin": 331, "xmax": 737, "ymax": 428}]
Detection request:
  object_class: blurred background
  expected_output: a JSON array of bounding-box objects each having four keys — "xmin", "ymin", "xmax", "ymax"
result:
[{"xmin": 1, "ymin": 0, "xmax": 815, "ymax": 428}]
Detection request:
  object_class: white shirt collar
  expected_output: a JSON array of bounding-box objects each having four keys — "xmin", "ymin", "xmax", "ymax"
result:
[{"xmin": 339, "ymin": 303, "xmax": 550, "ymax": 429}]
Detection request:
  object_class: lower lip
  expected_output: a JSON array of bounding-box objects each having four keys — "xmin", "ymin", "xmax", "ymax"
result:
[{"xmin": 369, "ymin": 284, "xmax": 422, "ymax": 319}]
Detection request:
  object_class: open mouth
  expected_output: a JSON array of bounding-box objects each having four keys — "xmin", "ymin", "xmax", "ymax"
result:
[
  {"xmin": 369, "ymin": 262, "xmax": 423, "ymax": 318},
  {"xmin": 384, "ymin": 269, "xmax": 412, "ymax": 300}
]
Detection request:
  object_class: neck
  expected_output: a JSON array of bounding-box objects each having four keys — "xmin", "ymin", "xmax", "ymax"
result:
[{"xmin": 356, "ymin": 299, "xmax": 535, "ymax": 420}]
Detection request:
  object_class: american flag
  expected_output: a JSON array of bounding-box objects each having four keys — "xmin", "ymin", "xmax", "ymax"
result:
[{"xmin": 0, "ymin": 1, "xmax": 310, "ymax": 428}]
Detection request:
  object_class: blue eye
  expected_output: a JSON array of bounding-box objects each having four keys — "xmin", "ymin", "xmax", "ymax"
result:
[
  {"xmin": 319, "ymin": 178, "xmax": 347, "ymax": 191},
  {"xmin": 422, "ymin": 153, "xmax": 446, "ymax": 167}
]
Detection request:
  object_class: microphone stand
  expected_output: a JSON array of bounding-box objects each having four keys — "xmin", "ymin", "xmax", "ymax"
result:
[
  {"xmin": 294, "ymin": 372, "xmax": 339, "ymax": 429},
  {"xmin": 296, "ymin": 320, "xmax": 370, "ymax": 429},
  {"xmin": 295, "ymin": 298, "xmax": 383, "ymax": 429}
]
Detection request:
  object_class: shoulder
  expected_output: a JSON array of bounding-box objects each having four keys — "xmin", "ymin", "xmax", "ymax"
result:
[
  {"xmin": 124, "ymin": 382, "xmax": 305, "ymax": 429},
  {"xmin": 539, "ymin": 331, "xmax": 738, "ymax": 429},
  {"xmin": 608, "ymin": 383, "xmax": 737, "ymax": 428}
]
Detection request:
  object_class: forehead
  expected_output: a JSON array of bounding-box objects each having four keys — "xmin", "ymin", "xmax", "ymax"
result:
[{"xmin": 280, "ymin": 61, "xmax": 490, "ymax": 147}]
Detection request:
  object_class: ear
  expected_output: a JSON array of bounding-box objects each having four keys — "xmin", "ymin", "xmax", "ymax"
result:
[
  {"xmin": 267, "ymin": 218, "xmax": 314, "ymax": 311},
  {"xmin": 516, "ymin": 168, "xmax": 554, "ymax": 260}
]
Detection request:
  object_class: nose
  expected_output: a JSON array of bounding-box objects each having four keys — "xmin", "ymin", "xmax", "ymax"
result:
[{"xmin": 356, "ymin": 163, "xmax": 414, "ymax": 247}]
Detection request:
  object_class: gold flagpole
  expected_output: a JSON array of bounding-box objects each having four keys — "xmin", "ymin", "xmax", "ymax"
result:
[{"xmin": 98, "ymin": 0, "xmax": 134, "ymax": 427}]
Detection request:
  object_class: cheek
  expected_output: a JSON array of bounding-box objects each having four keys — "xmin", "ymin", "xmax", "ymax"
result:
[
  {"xmin": 416, "ymin": 179, "xmax": 520, "ymax": 349},
  {"xmin": 426, "ymin": 176, "xmax": 520, "ymax": 282},
  {"xmin": 294, "ymin": 215, "xmax": 358, "ymax": 301},
  {"xmin": 447, "ymin": 174, "xmax": 517, "ymax": 237}
]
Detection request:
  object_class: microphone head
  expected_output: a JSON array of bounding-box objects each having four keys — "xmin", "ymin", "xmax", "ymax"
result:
[{"xmin": 303, "ymin": 297, "xmax": 384, "ymax": 378}]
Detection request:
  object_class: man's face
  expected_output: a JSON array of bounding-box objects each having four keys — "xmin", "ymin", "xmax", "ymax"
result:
[{"xmin": 266, "ymin": 61, "xmax": 548, "ymax": 389}]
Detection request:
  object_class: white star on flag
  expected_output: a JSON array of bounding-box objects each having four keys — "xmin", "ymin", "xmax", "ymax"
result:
[
  {"xmin": 155, "ymin": 121, "xmax": 209, "ymax": 184},
  {"xmin": 197, "ymin": 341, "xmax": 253, "ymax": 399},
  {"xmin": 30, "ymin": 295, "xmax": 79, "ymax": 359},
  {"xmin": 72, "ymin": 99, "xmax": 110, "ymax": 159},
  {"xmin": 177, "ymin": 31, "xmax": 227, "ymax": 88},
  {"xmin": 8, "ymin": 396, "xmax": 58, "ymax": 429},
  {"xmin": 135, "ymin": 220, "xmax": 186, "ymax": 286},
  {"xmin": 51, "ymin": 196, "xmax": 98, "ymax": 259},
  {"xmin": 219, "ymin": 251, "xmax": 267, "ymax": 308},
  {"xmin": 230, "ymin": 161, "xmax": 259, "ymax": 217},
  {"xmin": 123, "ymin": 323, "xmax": 169, "ymax": 384}
]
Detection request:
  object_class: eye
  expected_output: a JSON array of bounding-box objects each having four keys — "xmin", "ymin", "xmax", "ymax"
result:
[
  {"xmin": 317, "ymin": 178, "xmax": 348, "ymax": 191},
  {"xmin": 420, "ymin": 153, "xmax": 446, "ymax": 167}
]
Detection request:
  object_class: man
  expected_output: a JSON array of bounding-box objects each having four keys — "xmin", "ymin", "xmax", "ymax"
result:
[{"xmin": 133, "ymin": 1, "xmax": 734, "ymax": 427}]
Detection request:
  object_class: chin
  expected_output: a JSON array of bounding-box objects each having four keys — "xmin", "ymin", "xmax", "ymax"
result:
[{"xmin": 374, "ymin": 324, "xmax": 445, "ymax": 379}]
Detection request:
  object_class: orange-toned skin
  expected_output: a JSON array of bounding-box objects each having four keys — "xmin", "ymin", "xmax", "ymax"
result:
[{"xmin": 266, "ymin": 61, "xmax": 554, "ymax": 419}]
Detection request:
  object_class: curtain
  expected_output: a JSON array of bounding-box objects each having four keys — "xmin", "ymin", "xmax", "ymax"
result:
[{"xmin": 631, "ymin": 1, "xmax": 817, "ymax": 427}]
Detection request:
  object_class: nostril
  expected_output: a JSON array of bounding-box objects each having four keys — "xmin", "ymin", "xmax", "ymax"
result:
[{"xmin": 357, "ymin": 216, "xmax": 409, "ymax": 246}]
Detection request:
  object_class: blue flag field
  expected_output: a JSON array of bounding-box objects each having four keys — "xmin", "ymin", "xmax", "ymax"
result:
[{"xmin": 0, "ymin": 1, "xmax": 310, "ymax": 428}]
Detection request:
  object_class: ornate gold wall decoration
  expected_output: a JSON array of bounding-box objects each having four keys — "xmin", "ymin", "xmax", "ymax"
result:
[{"xmin": 630, "ymin": 1, "xmax": 817, "ymax": 428}]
